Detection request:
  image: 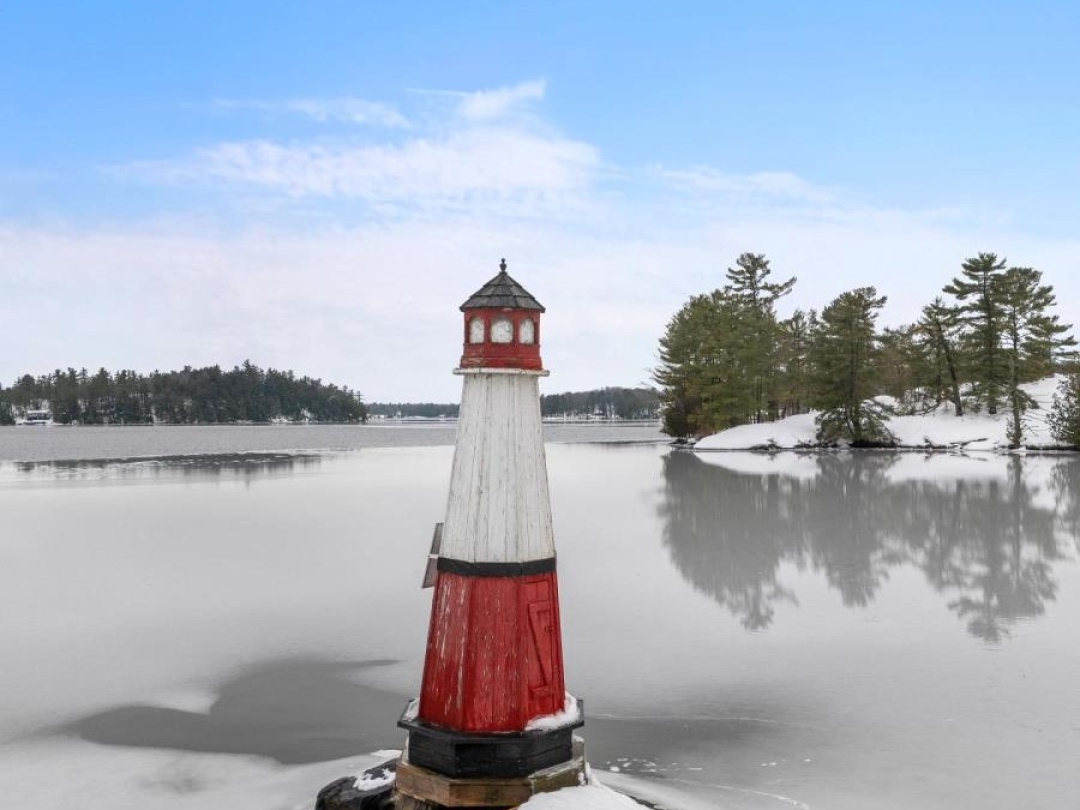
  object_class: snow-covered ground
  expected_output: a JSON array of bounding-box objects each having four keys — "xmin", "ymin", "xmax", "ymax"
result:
[
  {"xmin": 519, "ymin": 783, "xmax": 645, "ymax": 809},
  {"xmin": 696, "ymin": 376, "xmax": 1068, "ymax": 451}
]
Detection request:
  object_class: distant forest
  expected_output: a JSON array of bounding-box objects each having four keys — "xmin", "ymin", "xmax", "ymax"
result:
[
  {"xmin": 368, "ymin": 386, "xmax": 660, "ymax": 420},
  {"xmin": 0, "ymin": 361, "xmax": 367, "ymax": 425},
  {"xmin": 1, "ymin": 365, "xmax": 658, "ymax": 425}
]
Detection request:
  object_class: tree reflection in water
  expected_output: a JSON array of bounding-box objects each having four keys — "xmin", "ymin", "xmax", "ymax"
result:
[{"xmin": 659, "ymin": 451, "xmax": 1074, "ymax": 642}]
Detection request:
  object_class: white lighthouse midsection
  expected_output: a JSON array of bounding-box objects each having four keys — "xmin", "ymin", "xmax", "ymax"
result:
[{"xmin": 440, "ymin": 368, "xmax": 555, "ymax": 564}]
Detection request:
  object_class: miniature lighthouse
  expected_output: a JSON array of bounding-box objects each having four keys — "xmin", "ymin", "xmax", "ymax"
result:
[{"xmin": 395, "ymin": 261, "xmax": 585, "ymax": 808}]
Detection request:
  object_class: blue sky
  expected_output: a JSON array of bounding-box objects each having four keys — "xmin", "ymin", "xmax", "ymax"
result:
[{"xmin": 3, "ymin": 2, "xmax": 1079, "ymax": 400}]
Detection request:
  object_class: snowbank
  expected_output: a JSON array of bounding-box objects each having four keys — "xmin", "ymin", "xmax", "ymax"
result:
[
  {"xmin": 695, "ymin": 377, "xmax": 1066, "ymax": 452},
  {"xmin": 518, "ymin": 784, "xmax": 647, "ymax": 809}
]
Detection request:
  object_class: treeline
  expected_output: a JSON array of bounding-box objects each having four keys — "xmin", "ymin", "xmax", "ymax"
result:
[
  {"xmin": 368, "ymin": 387, "xmax": 660, "ymax": 420},
  {"xmin": 0, "ymin": 361, "xmax": 367, "ymax": 425},
  {"xmin": 368, "ymin": 402, "xmax": 461, "ymax": 418},
  {"xmin": 540, "ymin": 386, "xmax": 659, "ymax": 419},
  {"xmin": 656, "ymin": 252, "xmax": 1078, "ymax": 447}
]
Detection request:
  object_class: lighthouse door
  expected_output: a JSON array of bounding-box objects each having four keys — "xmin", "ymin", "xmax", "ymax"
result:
[{"xmin": 522, "ymin": 576, "xmax": 561, "ymax": 715}]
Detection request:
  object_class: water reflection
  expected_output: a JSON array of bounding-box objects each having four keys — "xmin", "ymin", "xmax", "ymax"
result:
[
  {"xmin": 2, "ymin": 452, "xmax": 320, "ymax": 482},
  {"xmin": 659, "ymin": 451, "xmax": 1076, "ymax": 642}
]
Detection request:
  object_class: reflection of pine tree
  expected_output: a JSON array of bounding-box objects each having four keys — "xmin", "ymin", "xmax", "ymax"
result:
[
  {"xmin": 657, "ymin": 452, "xmax": 1066, "ymax": 642},
  {"xmin": 916, "ymin": 458, "xmax": 1060, "ymax": 642},
  {"xmin": 657, "ymin": 452, "xmax": 803, "ymax": 630},
  {"xmin": 807, "ymin": 454, "xmax": 906, "ymax": 607},
  {"xmin": 1051, "ymin": 458, "xmax": 1080, "ymax": 556}
]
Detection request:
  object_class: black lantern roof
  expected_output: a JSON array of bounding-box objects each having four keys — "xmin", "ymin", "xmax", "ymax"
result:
[{"xmin": 460, "ymin": 259, "xmax": 545, "ymax": 312}]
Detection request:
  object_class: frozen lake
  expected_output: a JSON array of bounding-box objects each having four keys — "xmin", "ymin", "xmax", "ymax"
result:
[{"xmin": 1, "ymin": 425, "xmax": 1079, "ymax": 809}]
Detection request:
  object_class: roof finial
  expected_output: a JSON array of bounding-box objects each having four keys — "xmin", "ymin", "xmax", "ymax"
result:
[{"xmin": 500, "ymin": 258, "xmax": 507, "ymax": 272}]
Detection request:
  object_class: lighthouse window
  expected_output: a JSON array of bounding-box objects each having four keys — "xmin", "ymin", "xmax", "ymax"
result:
[
  {"xmin": 469, "ymin": 317, "xmax": 485, "ymax": 344},
  {"xmin": 491, "ymin": 318, "xmax": 513, "ymax": 343},
  {"xmin": 519, "ymin": 319, "xmax": 535, "ymax": 344}
]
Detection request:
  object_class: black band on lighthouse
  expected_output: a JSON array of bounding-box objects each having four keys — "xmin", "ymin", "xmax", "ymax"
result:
[{"xmin": 436, "ymin": 557, "xmax": 557, "ymax": 578}]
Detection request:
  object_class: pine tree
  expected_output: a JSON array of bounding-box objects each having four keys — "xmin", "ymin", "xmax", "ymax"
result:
[
  {"xmin": 654, "ymin": 289, "xmax": 761, "ymax": 436},
  {"xmin": 915, "ymin": 297, "xmax": 965, "ymax": 416},
  {"xmin": 0, "ymin": 382, "xmax": 13, "ymax": 425},
  {"xmin": 943, "ymin": 253, "xmax": 1009, "ymax": 414},
  {"xmin": 778, "ymin": 309, "xmax": 814, "ymax": 417},
  {"xmin": 655, "ymin": 294, "xmax": 713, "ymax": 437},
  {"xmin": 1049, "ymin": 374, "xmax": 1080, "ymax": 447},
  {"xmin": 997, "ymin": 266, "xmax": 1077, "ymax": 446},
  {"xmin": 724, "ymin": 253, "xmax": 796, "ymax": 422},
  {"xmin": 877, "ymin": 325, "xmax": 920, "ymax": 407},
  {"xmin": 809, "ymin": 287, "xmax": 891, "ymax": 445}
]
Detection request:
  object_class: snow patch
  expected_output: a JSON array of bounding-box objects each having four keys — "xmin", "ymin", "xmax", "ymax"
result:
[
  {"xmin": 518, "ymin": 784, "xmax": 647, "ymax": 809},
  {"xmin": 695, "ymin": 376, "xmax": 1068, "ymax": 452},
  {"xmin": 525, "ymin": 693, "xmax": 581, "ymax": 732},
  {"xmin": 352, "ymin": 762, "xmax": 396, "ymax": 791},
  {"xmin": 695, "ymin": 412, "xmax": 818, "ymax": 451}
]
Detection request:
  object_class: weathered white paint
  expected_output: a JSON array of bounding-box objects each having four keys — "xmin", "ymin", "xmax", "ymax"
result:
[
  {"xmin": 469, "ymin": 317, "xmax": 485, "ymax": 344},
  {"xmin": 440, "ymin": 367, "xmax": 555, "ymax": 563},
  {"xmin": 491, "ymin": 317, "xmax": 514, "ymax": 343}
]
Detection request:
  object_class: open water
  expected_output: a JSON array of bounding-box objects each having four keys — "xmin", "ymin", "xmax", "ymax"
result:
[{"xmin": 1, "ymin": 424, "xmax": 1078, "ymax": 809}]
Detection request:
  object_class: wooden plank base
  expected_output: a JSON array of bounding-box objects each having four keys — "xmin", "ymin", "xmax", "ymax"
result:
[{"xmin": 394, "ymin": 738, "xmax": 585, "ymax": 808}]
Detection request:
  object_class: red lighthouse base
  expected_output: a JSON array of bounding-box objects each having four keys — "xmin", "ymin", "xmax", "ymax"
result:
[{"xmin": 418, "ymin": 563, "xmax": 567, "ymax": 732}]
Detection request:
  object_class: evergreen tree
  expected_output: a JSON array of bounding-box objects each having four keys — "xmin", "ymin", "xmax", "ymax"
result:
[
  {"xmin": 997, "ymin": 267, "xmax": 1077, "ymax": 446},
  {"xmin": 809, "ymin": 287, "xmax": 891, "ymax": 445},
  {"xmin": 724, "ymin": 253, "xmax": 796, "ymax": 422},
  {"xmin": 655, "ymin": 253, "xmax": 795, "ymax": 437},
  {"xmin": 877, "ymin": 325, "xmax": 920, "ymax": 407},
  {"xmin": 50, "ymin": 368, "xmax": 82, "ymax": 424},
  {"xmin": 655, "ymin": 291, "xmax": 745, "ymax": 436},
  {"xmin": 0, "ymin": 382, "xmax": 13, "ymax": 425},
  {"xmin": 777, "ymin": 309, "xmax": 814, "ymax": 417},
  {"xmin": 1049, "ymin": 374, "xmax": 1080, "ymax": 447},
  {"xmin": 915, "ymin": 297, "xmax": 965, "ymax": 416},
  {"xmin": 943, "ymin": 253, "xmax": 1008, "ymax": 414}
]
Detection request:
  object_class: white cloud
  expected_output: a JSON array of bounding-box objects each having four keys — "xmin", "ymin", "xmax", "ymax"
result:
[
  {"xmin": 125, "ymin": 128, "xmax": 599, "ymax": 216},
  {"xmin": 658, "ymin": 167, "xmax": 838, "ymax": 204},
  {"xmin": 456, "ymin": 79, "xmax": 546, "ymax": 121},
  {"xmin": 214, "ymin": 97, "xmax": 410, "ymax": 128}
]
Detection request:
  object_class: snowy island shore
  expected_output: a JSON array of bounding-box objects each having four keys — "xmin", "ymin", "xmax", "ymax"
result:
[{"xmin": 696, "ymin": 376, "xmax": 1071, "ymax": 452}]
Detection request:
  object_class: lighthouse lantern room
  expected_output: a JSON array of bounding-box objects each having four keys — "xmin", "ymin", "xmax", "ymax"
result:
[{"xmin": 394, "ymin": 260, "xmax": 585, "ymax": 808}]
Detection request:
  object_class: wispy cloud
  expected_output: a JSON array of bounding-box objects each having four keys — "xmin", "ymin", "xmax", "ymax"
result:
[
  {"xmin": 118, "ymin": 81, "xmax": 594, "ymax": 217},
  {"xmin": 214, "ymin": 97, "xmax": 410, "ymax": 128},
  {"xmin": 455, "ymin": 79, "xmax": 546, "ymax": 121},
  {"xmin": 123, "ymin": 128, "xmax": 598, "ymax": 215},
  {"xmin": 658, "ymin": 167, "xmax": 838, "ymax": 205}
]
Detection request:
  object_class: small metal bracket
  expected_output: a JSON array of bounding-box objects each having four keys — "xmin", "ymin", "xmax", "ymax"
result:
[{"xmin": 422, "ymin": 523, "xmax": 443, "ymax": 588}]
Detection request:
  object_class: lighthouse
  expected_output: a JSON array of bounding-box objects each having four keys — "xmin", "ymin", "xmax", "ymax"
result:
[{"xmin": 395, "ymin": 261, "xmax": 585, "ymax": 808}]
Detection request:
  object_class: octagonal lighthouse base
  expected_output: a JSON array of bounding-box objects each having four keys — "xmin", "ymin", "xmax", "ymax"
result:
[
  {"xmin": 398, "ymin": 697, "xmax": 584, "ymax": 779},
  {"xmin": 394, "ymin": 729, "xmax": 586, "ymax": 810}
]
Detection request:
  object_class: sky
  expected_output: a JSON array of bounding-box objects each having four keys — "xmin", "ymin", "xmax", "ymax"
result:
[{"xmin": 3, "ymin": 1, "xmax": 1080, "ymax": 401}]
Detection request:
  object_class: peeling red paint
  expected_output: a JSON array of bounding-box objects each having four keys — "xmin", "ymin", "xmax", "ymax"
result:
[{"xmin": 419, "ymin": 570, "xmax": 565, "ymax": 732}]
